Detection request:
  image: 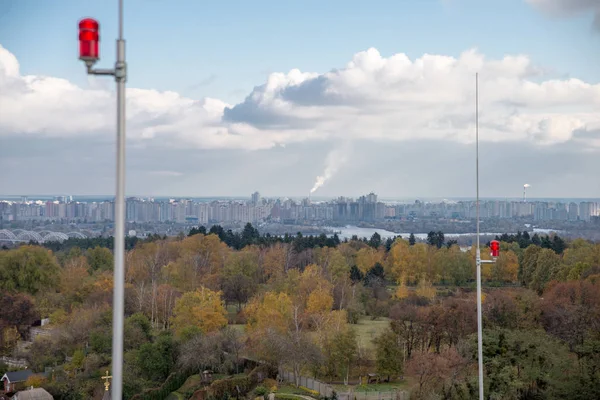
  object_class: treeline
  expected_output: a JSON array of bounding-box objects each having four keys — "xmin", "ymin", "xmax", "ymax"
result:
[{"xmin": 0, "ymin": 225, "xmax": 598, "ymax": 399}]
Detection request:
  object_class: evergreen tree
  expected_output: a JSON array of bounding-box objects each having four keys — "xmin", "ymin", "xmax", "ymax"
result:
[{"xmin": 409, "ymin": 233, "xmax": 416, "ymax": 246}]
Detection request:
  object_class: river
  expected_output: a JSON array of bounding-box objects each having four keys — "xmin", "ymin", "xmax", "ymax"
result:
[{"xmin": 327, "ymin": 226, "xmax": 562, "ymax": 240}]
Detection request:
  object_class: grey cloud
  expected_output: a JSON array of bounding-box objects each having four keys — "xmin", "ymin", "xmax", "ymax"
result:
[
  {"xmin": 280, "ymin": 74, "xmax": 347, "ymax": 106},
  {"xmin": 528, "ymin": 0, "xmax": 600, "ymax": 30},
  {"xmin": 222, "ymin": 87, "xmax": 316, "ymax": 129},
  {"xmin": 571, "ymin": 128, "xmax": 600, "ymax": 140}
]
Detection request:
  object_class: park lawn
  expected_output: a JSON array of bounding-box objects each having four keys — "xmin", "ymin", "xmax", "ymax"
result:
[
  {"xmin": 353, "ymin": 317, "xmax": 391, "ymax": 352},
  {"xmin": 352, "ymin": 382, "xmax": 410, "ymax": 392},
  {"xmin": 176, "ymin": 374, "xmax": 203, "ymax": 393},
  {"xmin": 277, "ymin": 384, "xmax": 312, "ymax": 395},
  {"xmin": 331, "ymin": 381, "xmax": 410, "ymax": 393}
]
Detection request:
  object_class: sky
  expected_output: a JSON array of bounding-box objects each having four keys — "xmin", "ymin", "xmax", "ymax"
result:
[{"xmin": 1, "ymin": 0, "xmax": 600, "ymax": 199}]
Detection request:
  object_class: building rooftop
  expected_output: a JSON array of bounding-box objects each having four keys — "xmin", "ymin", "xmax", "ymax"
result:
[
  {"xmin": 1, "ymin": 370, "xmax": 34, "ymax": 383},
  {"xmin": 11, "ymin": 388, "xmax": 53, "ymax": 400}
]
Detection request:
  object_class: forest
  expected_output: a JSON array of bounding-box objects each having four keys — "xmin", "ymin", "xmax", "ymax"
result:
[{"xmin": 0, "ymin": 224, "xmax": 599, "ymax": 399}]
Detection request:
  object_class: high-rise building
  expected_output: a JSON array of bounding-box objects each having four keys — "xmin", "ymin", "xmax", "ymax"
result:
[
  {"xmin": 251, "ymin": 191, "xmax": 261, "ymax": 205},
  {"xmin": 568, "ymin": 202, "xmax": 579, "ymax": 221}
]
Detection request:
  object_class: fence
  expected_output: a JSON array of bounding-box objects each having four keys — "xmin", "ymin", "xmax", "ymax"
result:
[
  {"xmin": 277, "ymin": 369, "xmax": 409, "ymax": 400},
  {"xmin": 278, "ymin": 369, "xmax": 335, "ymax": 398}
]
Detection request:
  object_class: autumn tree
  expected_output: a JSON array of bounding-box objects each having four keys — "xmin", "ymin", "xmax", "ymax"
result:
[
  {"xmin": 355, "ymin": 247, "xmax": 384, "ymax": 275},
  {"xmin": 171, "ymin": 287, "xmax": 227, "ymax": 338},
  {"xmin": 222, "ymin": 249, "xmax": 259, "ymax": 311},
  {"xmin": 179, "ymin": 327, "xmax": 245, "ymax": 374},
  {"xmin": 245, "ymin": 291, "xmax": 293, "ymax": 334},
  {"xmin": 490, "ymin": 250, "xmax": 519, "ymax": 283},
  {"xmin": 60, "ymin": 256, "xmax": 93, "ymax": 304},
  {"xmin": 0, "ymin": 292, "xmax": 37, "ymax": 346},
  {"xmin": 541, "ymin": 280, "xmax": 600, "ymax": 351},
  {"xmin": 406, "ymin": 348, "xmax": 468, "ymax": 400}
]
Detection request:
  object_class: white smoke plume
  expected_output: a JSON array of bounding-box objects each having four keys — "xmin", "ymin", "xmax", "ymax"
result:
[{"xmin": 310, "ymin": 142, "xmax": 353, "ymax": 194}]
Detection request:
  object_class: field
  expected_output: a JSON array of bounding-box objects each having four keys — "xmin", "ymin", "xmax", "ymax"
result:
[{"xmin": 353, "ymin": 318, "xmax": 391, "ymax": 352}]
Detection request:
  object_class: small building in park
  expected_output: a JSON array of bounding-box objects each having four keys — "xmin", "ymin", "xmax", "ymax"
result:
[
  {"xmin": 1, "ymin": 371, "xmax": 35, "ymax": 394},
  {"xmin": 11, "ymin": 387, "xmax": 53, "ymax": 400}
]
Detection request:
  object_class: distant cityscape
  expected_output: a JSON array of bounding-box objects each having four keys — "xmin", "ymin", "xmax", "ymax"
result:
[{"xmin": 2, "ymin": 192, "xmax": 599, "ymax": 224}]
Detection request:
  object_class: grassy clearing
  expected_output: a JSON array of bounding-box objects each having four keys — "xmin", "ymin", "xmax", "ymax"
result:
[
  {"xmin": 331, "ymin": 381, "xmax": 409, "ymax": 394},
  {"xmin": 352, "ymin": 318, "xmax": 391, "ymax": 351},
  {"xmin": 165, "ymin": 392, "xmax": 185, "ymax": 400},
  {"xmin": 352, "ymin": 382, "xmax": 409, "ymax": 392},
  {"xmin": 277, "ymin": 384, "xmax": 309, "ymax": 395}
]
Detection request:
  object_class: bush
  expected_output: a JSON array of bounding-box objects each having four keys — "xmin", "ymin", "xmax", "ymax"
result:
[
  {"xmin": 130, "ymin": 372, "xmax": 189, "ymax": 400},
  {"xmin": 255, "ymin": 386, "xmax": 268, "ymax": 396},
  {"xmin": 209, "ymin": 364, "xmax": 277, "ymax": 399},
  {"xmin": 299, "ymin": 386, "xmax": 320, "ymax": 397},
  {"xmin": 263, "ymin": 378, "xmax": 278, "ymax": 392}
]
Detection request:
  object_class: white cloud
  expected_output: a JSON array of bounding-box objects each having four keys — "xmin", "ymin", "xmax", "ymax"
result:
[{"xmin": 1, "ymin": 44, "xmax": 600, "ymax": 152}]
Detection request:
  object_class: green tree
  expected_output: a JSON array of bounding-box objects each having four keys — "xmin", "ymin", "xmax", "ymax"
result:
[
  {"xmin": 0, "ymin": 245, "xmax": 60, "ymax": 294},
  {"xmin": 520, "ymin": 245, "xmax": 541, "ymax": 287},
  {"xmin": 332, "ymin": 329, "xmax": 358, "ymax": 384},
  {"xmin": 373, "ymin": 328, "xmax": 404, "ymax": 382},
  {"xmin": 477, "ymin": 329, "xmax": 572, "ymax": 400},
  {"xmin": 409, "ymin": 233, "xmax": 416, "ymax": 246},
  {"xmin": 136, "ymin": 332, "xmax": 177, "ymax": 382},
  {"xmin": 86, "ymin": 246, "xmax": 114, "ymax": 272},
  {"xmin": 530, "ymin": 248, "xmax": 561, "ymax": 293}
]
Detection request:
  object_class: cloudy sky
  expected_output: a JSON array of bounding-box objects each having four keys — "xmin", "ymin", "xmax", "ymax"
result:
[{"xmin": 1, "ymin": 0, "xmax": 599, "ymax": 199}]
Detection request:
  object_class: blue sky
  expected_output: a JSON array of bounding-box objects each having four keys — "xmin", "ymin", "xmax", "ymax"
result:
[
  {"xmin": 1, "ymin": 0, "xmax": 600, "ymax": 198},
  {"xmin": 1, "ymin": 0, "xmax": 598, "ymax": 104}
]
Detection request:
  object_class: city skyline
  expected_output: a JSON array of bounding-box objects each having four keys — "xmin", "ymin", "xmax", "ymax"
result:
[
  {"xmin": 2, "ymin": 0, "xmax": 600, "ymax": 198},
  {"xmin": 3, "ymin": 191, "xmax": 599, "ymax": 224}
]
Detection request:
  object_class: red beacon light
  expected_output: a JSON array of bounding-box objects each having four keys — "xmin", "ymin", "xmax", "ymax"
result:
[
  {"xmin": 490, "ymin": 240, "xmax": 500, "ymax": 258},
  {"xmin": 79, "ymin": 18, "xmax": 100, "ymax": 65}
]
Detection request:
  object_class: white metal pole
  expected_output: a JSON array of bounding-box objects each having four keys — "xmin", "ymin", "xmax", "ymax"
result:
[
  {"xmin": 475, "ymin": 72, "xmax": 484, "ymax": 400},
  {"xmin": 112, "ymin": 0, "xmax": 126, "ymax": 397}
]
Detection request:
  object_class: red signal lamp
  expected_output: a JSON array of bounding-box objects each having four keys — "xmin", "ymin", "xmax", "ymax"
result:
[
  {"xmin": 79, "ymin": 18, "xmax": 100, "ymax": 64},
  {"xmin": 490, "ymin": 240, "xmax": 500, "ymax": 258}
]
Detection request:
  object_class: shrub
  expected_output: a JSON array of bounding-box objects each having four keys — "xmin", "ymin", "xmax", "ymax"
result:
[
  {"xmin": 130, "ymin": 372, "xmax": 189, "ymax": 400},
  {"xmin": 255, "ymin": 386, "xmax": 268, "ymax": 396}
]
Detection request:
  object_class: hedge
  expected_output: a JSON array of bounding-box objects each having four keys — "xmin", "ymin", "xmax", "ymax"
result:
[
  {"xmin": 192, "ymin": 364, "xmax": 277, "ymax": 400},
  {"xmin": 130, "ymin": 372, "xmax": 189, "ymax": 400}
]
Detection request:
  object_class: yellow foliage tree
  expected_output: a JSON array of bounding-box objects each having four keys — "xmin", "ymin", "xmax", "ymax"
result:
[
  {"xmin": 415, "ymin": 276, "xmax": 436, "ymax": 300},
  {"xmin": 60, "ymin": 256, "xmax": 92, "ymax": 302},
  {"xmin": 171, "ymin": 287, "xmax": 227, "ymax": 337},
  {"xmin": 263, "ymin": 243, "xmax": 288, "ymax": 282},
  {"xmin": 245, "ymin": 291, "xmax": 293, "ymax": 334},
  {"xmin": 491, "ymin": 250, "xmax": 519, "ymax": 283},
  {"xmin": 395, "ymin": 275, "xmax": 409, "ymax": 299},
  {"xmin": 24, "ymin": 375, "xmax": 46, "ymax": 388},
  {"xmin": 388, "ymin": 239, "xmax": 410, "ymax": 281},
  {"xmin": 306, "ymin": 287, "xmax": 334, "ymax": 315},
  {"xmin": 356, "ymin": 247, "xmax": 384, "ymax": 275}
]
